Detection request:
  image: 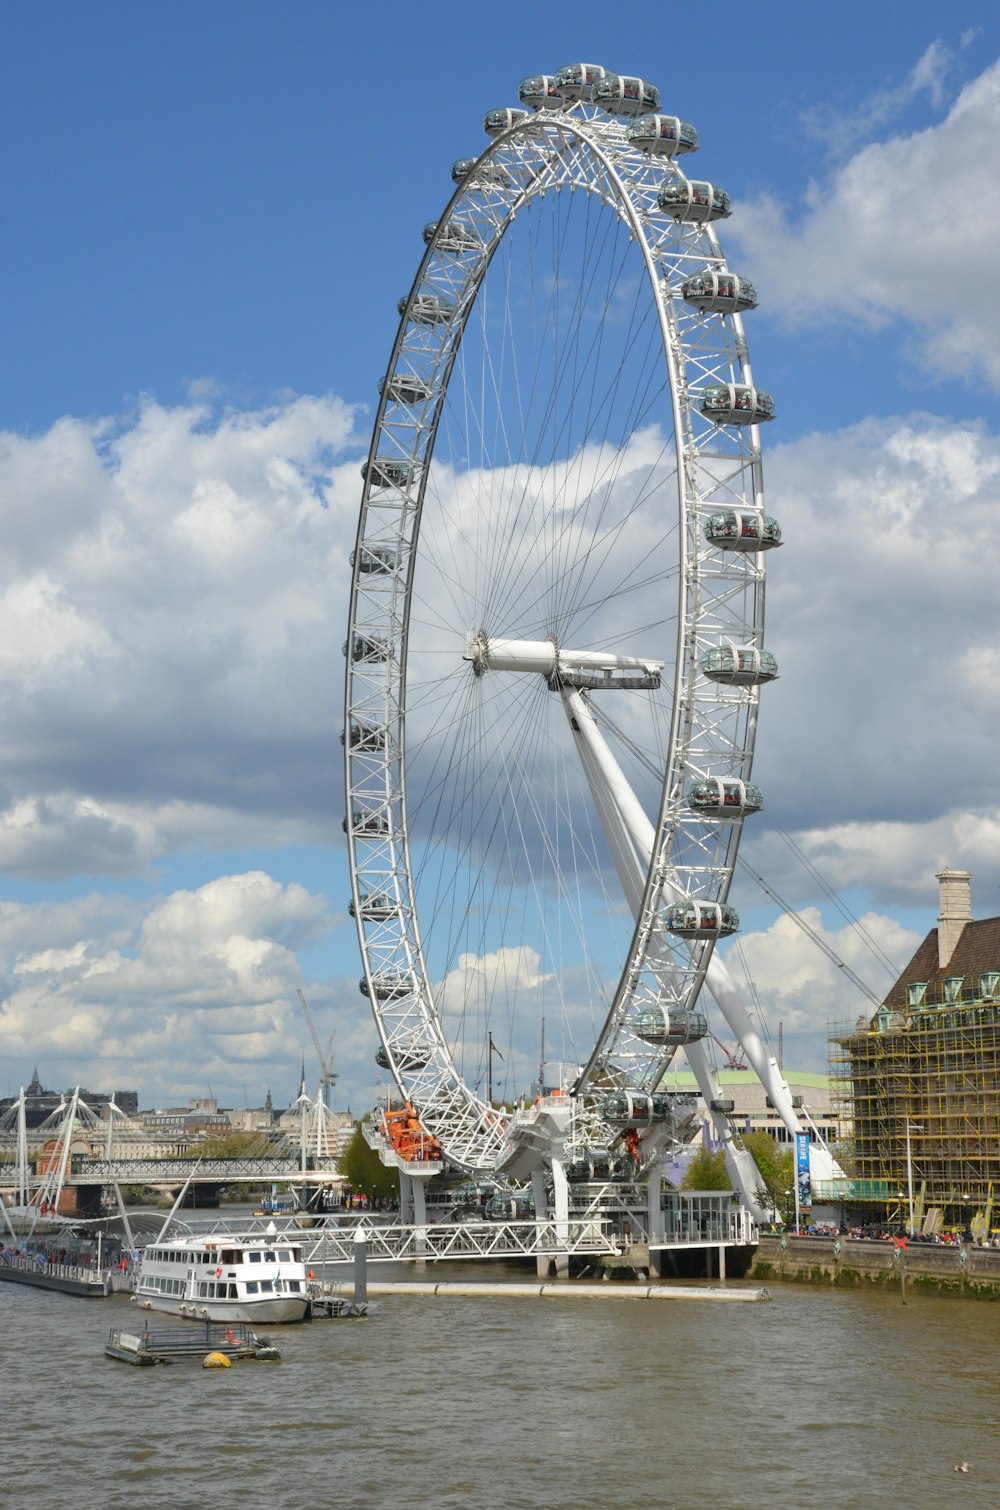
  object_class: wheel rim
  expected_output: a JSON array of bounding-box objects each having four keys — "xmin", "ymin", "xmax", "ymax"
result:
[{"xmin": 346, "ymin": 90, "xmax": 772, "ymax": 1172}]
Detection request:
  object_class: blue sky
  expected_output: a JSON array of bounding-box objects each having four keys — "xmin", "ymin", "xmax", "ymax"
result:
[{"xmin": 2, "ymin": 1, "xmax": 1000, "ymax": 1110}]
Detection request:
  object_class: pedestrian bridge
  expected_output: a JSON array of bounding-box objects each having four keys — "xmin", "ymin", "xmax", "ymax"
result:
[{"xmin": 68, "ymin": 1157, "xmax": 340, "ymax": 1184}]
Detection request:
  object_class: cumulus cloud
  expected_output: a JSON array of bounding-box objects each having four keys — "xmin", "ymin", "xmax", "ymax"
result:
[
  {"xmin": 0, "ymin": 871, "xmax": 338, "ymax": 1104},
  {"xmin": 717, "ymin": 908, "xmax": 923, "ymax": 1072},
  {"xmin": 730, "ymin": 55, "xmax": 1000, "ymax": 384},
  {"xmin": 0, "ymin": 393, "xmax": 363, "ymax": 878},
  {"xmin": 737, "ymin": 410, "xmax": 1000, "ymax": 912}
]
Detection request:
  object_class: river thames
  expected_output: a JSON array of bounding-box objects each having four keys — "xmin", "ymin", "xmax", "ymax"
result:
[{"xmin": 3, "ymin": 1264, "xmax": 998, "ymax": 1509}]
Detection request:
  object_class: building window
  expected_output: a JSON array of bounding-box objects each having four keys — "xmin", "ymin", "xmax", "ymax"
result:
[
  {"xmin": 943, "ymin": 976, "xmax": 964, "ymax": 1003},
  {"xmin": 980, "ymin": 972, "xmax": 1000, "ymax": 1001},
  {"xmin": 907, "ymin": 982, "xmax": 927, "ymax": 1007}
]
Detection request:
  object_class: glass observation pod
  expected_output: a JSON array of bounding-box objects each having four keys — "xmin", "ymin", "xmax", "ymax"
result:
[
  {"xmin": 704, "ymin": 510, "xmax": 782, "ymax": 552},
  {"xmin": 348, "ymin": 891, "xmax": 395, "ymax": 920},
  {"xmin": 378, "ymin": 372, "xmax": 434, "ymax": 405},
  {"xmin": 350, "ymin": 543, "xmax": 400, "ymax": 574},
  {"xmin": 701, "ymin": 645, "xmax": 779, "ymax": 686},
  {"xmin": 422, "ymin": 219, "xmax": 482, "ymax": 253},
  {"xmin": 632, "ymin": 1006, "xmax": 709, "ymax": 1045},
  {"xmin": 700, "ymin": 384, "xmax": 776, "ymax": 426},
  {"xmin": 517, "ymin": 74, "xmax": 563, "ymax": 110},
  {"xmin": 656, "ymin": 180, "xmax": 732, "ymax": 223},
  {"xmin": 626, "ymin": 114, "xmax": 699, "ymax": 156},
  {"xmin": 710, "ymin": 1097, "xmax": 736, "ymax": 1114},
  {"xmin": 485, "ymin": 1193, "xmax": 535, "ymax": 1220},
  {"xmin": 398, "ymin": 292, "xmax": 454, "ymax": 326},
  {"xmin": 553, "ymin": 62, "xmax": 608, "ymax": 101},
  {"xmin": 342, "ymin": 721, "xmax": 386, "ymax": 751},
  {"xmin": 343, "ymin": 809, "xmax": 390, "ymax": 835},
  {"xmin": 591, "ymin": 73, "xmax": 661, "ymax": 116},
  {"xmin": 375, "ymin": 1044, "xmax": 430, "ymax": 1072},
  {"xmin": 450, "ymin": 157, "xmax": 511, "ymax": 187},
  {"xmin": 602, "ymin": 1090, "xmax": 654, "ymax": 1128},
  {"xmin": 682, "ymin": 270, "xmax": 756, "ymax": 314},
  {"xmin": 360, "ymin": 971, "xmax": 412, "ymax": 1001},
  {"xmin": 362, "ymin": 457, "xmax": 417, "ymax": 488},
  {"xmin": 483, "ymin": 106, "xmax": 530, "ymax": 136},
  {"xmin": 343, "ymin": 634, "xmax": 389, "ymax": 662},
  {"xmin": 664, "ymin": 901, "xmax": 740, "ymax": 939},
  {"xmin": 565, "ymin": 1148, "xmax": 627, "ymax": 1182},
  {"xmin": 686, "ymin": 778, "xmax": 765, "ymax": 818}
]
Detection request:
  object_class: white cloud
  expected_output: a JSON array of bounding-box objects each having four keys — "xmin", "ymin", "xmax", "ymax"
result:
[
  {"xmin": 718, "ymin": 908, "xmax": 923, "ymax": 1073},
  {"xmin": 0, "ymin": 871, "xmax": 337, "ymax": 1103},
  {"xmin": 740, "ymin": 411, "xmax": 1000, "ymax": 910},
  {"xmin": 730, "ymin": 55, "xmax": 1000, "ymax": 383},
  {"xmin": 0, "ymin": 393, "xmax": 363, "ymax": 877}
]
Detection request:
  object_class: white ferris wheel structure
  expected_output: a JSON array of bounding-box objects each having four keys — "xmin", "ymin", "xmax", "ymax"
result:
[{"xmin": 344, "ymin": 62, "xmax": 832, "ymax": 1218}]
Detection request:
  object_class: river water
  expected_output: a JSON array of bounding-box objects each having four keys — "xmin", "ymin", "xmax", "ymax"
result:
[{"xmin": 2, "ymin": 1267, "xmax": 998, "ymax": 1509}]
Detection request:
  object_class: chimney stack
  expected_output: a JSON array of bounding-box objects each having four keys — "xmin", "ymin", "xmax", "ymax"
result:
[{"xmin": 936, "ymin": 866, "xmax": 972, "ymax": 970}]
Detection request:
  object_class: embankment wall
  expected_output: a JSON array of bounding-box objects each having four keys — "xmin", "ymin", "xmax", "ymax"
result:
[{"xmin": 751, "ymin": 1234, "xmax": 1000, "ymax": 1297}]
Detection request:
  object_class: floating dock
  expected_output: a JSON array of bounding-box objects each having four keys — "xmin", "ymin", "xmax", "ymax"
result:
[
  {"xmin": 0, "ymin": 1254, "xmax": 109, "ymax": 1297},
  {"xmin": 105, "ymin": 1322, "xmax": 280, "ymax": 1365},
  {"xmin": 324, "ymin": 1280, "xmax": 769, "ymax": 1303}
]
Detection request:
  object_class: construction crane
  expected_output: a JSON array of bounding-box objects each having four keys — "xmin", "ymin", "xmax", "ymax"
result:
[
  {"xmin": 710, "ymin": 1032, "xmax": 748, "ymax": 1071},
  {"xmin": 296, "ymin": 989, "xmax": 337, "ymax": 1109}
]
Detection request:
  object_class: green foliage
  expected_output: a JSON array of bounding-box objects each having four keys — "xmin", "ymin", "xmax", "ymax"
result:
[
  {"xmin": 741, "ymin": 1130, "xmax": 794, "ymax": 1214},
  {"xmin": 338, "ymin": 1122, "xmax": 399, "ymax": 1201},
  {"xmin": 682, "ymin": 1145, "xmax": 730, "ymax": 1191}
]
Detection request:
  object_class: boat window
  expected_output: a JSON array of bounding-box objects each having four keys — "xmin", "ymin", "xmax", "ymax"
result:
[
  {"xmin": 248, "ymin": 1251, "xmax": 262, "ymax": 1263},
  {"xmin": 291, "ymin": 1248, "xmax": 302, "ymax": 1262},
  {"xmin": 228, "ymin": 1284, "xmax": 238, "ymax": 1299},
  {"xmin": 288, "ymin": 1280, "xmax": 301, "ymax": 1293},
  {"xmin": 198, "ymin": 1282, "xmax": 207, "ymax": 1296},
  {"xmin": 261, "ymin": 1279, "xmax": 274, "ymax": 1292},
  {"xmin": 264, "ymin": 1251, "xmax": 276, "ymax": 1263},
  {"xmin": 221, "ymin": 1249, "xmax": 238, "ymax": 1265},
  {"xmin": 246, "ymin": 1281, "xmax": 259, "ymax": 1294}
]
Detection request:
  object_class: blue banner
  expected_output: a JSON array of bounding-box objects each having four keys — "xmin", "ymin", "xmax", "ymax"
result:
[{"xmin": 795, "ymin": 1131, "xmax": 812, "ymax": 1210}]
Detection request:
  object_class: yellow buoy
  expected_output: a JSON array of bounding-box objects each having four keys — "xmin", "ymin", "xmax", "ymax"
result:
[{"xmin": 202, "ymin": 1350, "xmax": 232, "ymax": 1369}]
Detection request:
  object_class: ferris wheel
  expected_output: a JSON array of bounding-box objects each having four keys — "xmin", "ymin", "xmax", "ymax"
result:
[{"xmin": 345, "ymin": 62, "xmax": 785, "ymax": 1178}]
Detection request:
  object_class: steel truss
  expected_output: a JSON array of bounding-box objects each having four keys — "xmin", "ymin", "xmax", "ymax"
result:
[{"xmin": 346, "ymin": 81, "xmax": 774, "ymax": 1174}]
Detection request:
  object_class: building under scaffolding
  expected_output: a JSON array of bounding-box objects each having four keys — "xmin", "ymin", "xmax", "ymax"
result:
[{"xmin": 830, "ymin": 868, "xmax": 1000, "ymax": 1232}]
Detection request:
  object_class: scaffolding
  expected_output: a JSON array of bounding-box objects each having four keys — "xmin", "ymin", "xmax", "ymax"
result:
[{"xmin": 830, "ymin": 979, "xmax": 1000, "ymax": 1229}]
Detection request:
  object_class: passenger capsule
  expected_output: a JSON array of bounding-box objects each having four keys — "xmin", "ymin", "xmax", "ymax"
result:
[
  {"xmin": 656, "ymin": 180, "xmax": 731, "ymax": 223},
  {"xmin": 701, "ymin": 646, "xmax": 779, "ymax": 685},
  {"xmin": 710, "ymin": 1097, "xmax": 736, "ymax": 1114},
  {"xmin": 378, "ymin": 372, "xmax": 433, "ymax": 405},
  {"xmin": 360, "ymin": 970, "xmax": 412, "ymax": 1001},
  {"xmin": 362, "ymin": 457, "xmax": 416, "ymax": 488},
  {"xmin": 682, "ymin": 270, "xmax": 757, "ymax": 314},
  {"xmin": 348, "ymin": 891, "xmax": 394, "ymax": 920},
  {"xmin": 565, "ymin": 1147, "xmax": 627, "ymax": 1182},
  {"xmin": 422, "ymin": 219, "xmax": 482, "ymax": 253},
  {"xmin": 633, "ymin": 1006, "xmax": 709, "ymax": 1045},
  {"xmin": 342, "ymin": 634, "xmax": 389, "ymax": 663},
  {"xmin": 341, "ymin": 721, "xmax": 386, "ymax": 751},
  {"xmin": 375, "ymin": 1044, "xmax": 430, "ymax": 1072},
  {"xmin": 343, "ymin": 808, "xmax": 390, "ymax": 835},
  {"xmin": 704, "ymin": 510, "xmax": 782, "ymax": 551},
  {"xmin": 602, "ymin": 1090, "xmax": 653, "ymax": 1129},
  {"xmin": 517, "ymin": 74, "xmax": 562, "ymax": 110},
  {"xmin": 398, "ymin": 292, "xmax": 454, "ymax": 326},
  {"xmin": 451, "ymin": 156, "xmax": 511, "ymax": 187},
  {"xmin": 553, "ymin": 62, "xmax": 608, "ymax": 101},
  {"xmin": 665, "ymin": 901, "xmax": 740, "ymax": 939},
  {"xmin": 485, "ymin": 1192, "xmax": 535, "ymax": 1221},
  {"xmin": 626, "ymin": 114, "xmax": 698, "ymax": 156},
  {"xmin": 685, "ymin": 778, "xmax": 765, "ymax": 818},
  {"xmin": 590, "ymin": 73, "xmax": 660, "ymax": 116},
  {"xmin": 700, "ymin": 383, "xmax": 775, "ymax": 425},
  {"xmin": 350, "ymin": 543, "xmax": 400, "ymax": 574},
  {"xmin": 483, "ymin": 106, "xmax": 530, "ymax": 136}
]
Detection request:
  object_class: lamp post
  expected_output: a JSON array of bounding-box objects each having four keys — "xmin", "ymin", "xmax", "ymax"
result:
[
  {"xmin": 783, "ymin": 1188, "xmax": 792, "ymax": 1230},
  {"xmin": 905, "ymin": 1121, "xmax": 922, "ymax": 1238},
  {"xmin": 896, "ymin": 1191, "xmax": 906, "ymax": 1237}
]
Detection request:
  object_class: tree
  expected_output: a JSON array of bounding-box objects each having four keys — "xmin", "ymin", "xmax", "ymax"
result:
[
  {"xmin": 682, "ymin": 1145, "xmax": 730, "ymax": 1191},
  {"xmin": 337, "ymin": 1122, "xmax": 399, "ymax": 1201},
  {"xmin": 741, "ymin": 1131, "xmax": 794, "ymax": 1217}
]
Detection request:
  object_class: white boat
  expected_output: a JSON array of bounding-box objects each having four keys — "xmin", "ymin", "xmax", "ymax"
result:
[{"xmin": 132, "ymin": 1233, "xmax": 310, "ymax": 1324}]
